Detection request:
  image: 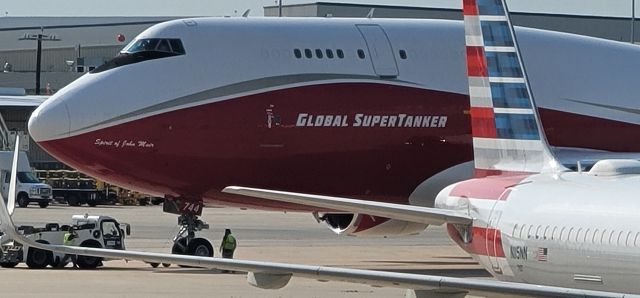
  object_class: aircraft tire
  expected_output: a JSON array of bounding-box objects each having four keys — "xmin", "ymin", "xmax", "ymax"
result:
[
  {"xmin": 186, "ymin": 238, "xmax": 214, "ymax": 258},
  {"xmin": 17, "ymin": 194, "xmax": 29, "ymax": 208},
  {"xmin": 77, "ymin": 240, "xmax": 103, "ymax": 269},
  {"xmin": 171, "ymin": 238, "xmax": 188, "ymax": 255},
  {"xmin": 26, "ymin": 247, "xmax": 52, "ymax": 269},
  {"xmin": 171, "ymin": 238, "xmax": 189, "ymax": 268},
  {"xmin": 0, "ymin": 250, "xmax": 19, "ymax": 268},
  {"xmin": 0, "ymin": 261, "xmax": 18, "ymax": 268},
  {"xmin": 66, "ymin": 195, "xmax": 80, "ymax": 207}
]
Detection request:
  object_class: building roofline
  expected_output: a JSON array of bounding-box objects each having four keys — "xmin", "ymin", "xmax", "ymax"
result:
[
  {"xmin": 264, "ymin": 2, "xmax": 635, "ymax": 20},
  {"xmin": 0, "ymin": 21, "xmax": 165, "ymax": 32},
  {"xmin": 0, "ymin": 17, "xmax": 191, "ymax": 32}
]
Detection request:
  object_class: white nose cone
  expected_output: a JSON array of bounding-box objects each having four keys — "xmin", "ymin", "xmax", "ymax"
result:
[{"xmin": 28, "ymin": 100, "xmax": 70, "ymax": 142}]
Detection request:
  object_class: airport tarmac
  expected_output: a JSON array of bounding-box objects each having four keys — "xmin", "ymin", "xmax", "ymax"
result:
[{"xmin": 4, "ymin": 204, "xmax": 488, "ymax": 297}]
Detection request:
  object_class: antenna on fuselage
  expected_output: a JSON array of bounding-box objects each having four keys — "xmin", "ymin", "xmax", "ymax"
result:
[
  {"xmin": 242, "ymin": 9, "xmax": 251, "ymax": 17},
  {"xmin": 366, "ymin": 8, "xmax": 375, "ymax": 19}
]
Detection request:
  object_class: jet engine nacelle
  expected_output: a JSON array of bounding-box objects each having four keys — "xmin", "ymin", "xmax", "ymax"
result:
[{"xmin": 317, "ymin": 213, "xmax": 427, "ymax": 237}]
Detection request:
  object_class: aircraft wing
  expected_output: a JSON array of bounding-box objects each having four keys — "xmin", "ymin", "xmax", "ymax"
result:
[
  {"xmin": 0, "ymin": 211, "xmax": 631, "ymax": 297},
  {"xmin": 222, "ymin": 186, "xmax": 471, "ymax": 225},
  {"xmin": 0, "ymin": 95, "xmax": 47, "ymax": 107},
  {"xmin": 0, "ymin": 155, "xmax": 633, "ymax": 297},
  {"xmin": 0, "ymin": 144, "xmax": 633, "ymax": 297}
]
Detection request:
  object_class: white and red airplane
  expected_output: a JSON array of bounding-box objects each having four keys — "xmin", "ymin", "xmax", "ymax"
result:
[
  {"xmin": 5, "ymin": 0, "xmax": 640, "ymax": 296},
  {"xmin": 27, "ymin": 11, "xmax": 640, "ymax": 255}
]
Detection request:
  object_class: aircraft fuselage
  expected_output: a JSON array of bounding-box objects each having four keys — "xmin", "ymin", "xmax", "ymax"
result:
[{"xmin": 28, "ymin": 17, "xmax": 640, "ymax": 210}]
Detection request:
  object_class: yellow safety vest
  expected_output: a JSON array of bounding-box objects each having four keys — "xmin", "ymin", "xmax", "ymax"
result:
[
  {"xmin": 63, "ymin": 232, "xmax": 75, "ymax": 246},
  {"xmin": 222, "ymin": 235, "xmax": 236, "ymax": 251}
]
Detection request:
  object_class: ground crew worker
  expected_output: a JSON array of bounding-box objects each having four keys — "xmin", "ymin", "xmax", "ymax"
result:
[
  {"xmin": 62, "ymin": 227, "xmax": 78, "ymax": 268},
  {"xmin": 220, "ymin": 229, "xmax": 237, "ymax": 259}
]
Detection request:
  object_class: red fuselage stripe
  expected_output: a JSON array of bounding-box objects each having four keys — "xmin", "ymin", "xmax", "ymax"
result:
[
  {"xmin": 352, "ymin": 215, "xmax": 391, "ymax": 233},
  {"xmin": 466, "ymin": 47, "xmax": 488, "ymax": 77},
  {"xmin": 35, "ymin": 83, "xmax": 640, "ymax": 210},
  {"xmin": 450, "ymin": 175, "xmax": 527, "ymax": 200},
  {"xmin": 447, "ymin": 224, "xmax": 505, "ymax": 258},
  {"xmin": 463, "ymin": 0, "xmax": 479, "ymax": 16},
  {"xmin": 473, "ymin": 169, "xmax": 534, "ymax": 179},
  {"xmin": 37, "ymin": 83, "xmax": 470, "ymax": 209}
]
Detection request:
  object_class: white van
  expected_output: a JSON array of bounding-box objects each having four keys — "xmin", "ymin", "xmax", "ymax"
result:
[{"xmin": 0, "ymin": 151, "xmax": 52, "ymax": 208}]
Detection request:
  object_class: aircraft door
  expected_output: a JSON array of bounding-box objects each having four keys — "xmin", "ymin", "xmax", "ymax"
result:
[
  {"xmin": 356, "ymin": 25, "xmax": 399, "ymax": 78},
  {"xmin": 486, "ymin": 203, "xmax": 504, "ymax": 274}
]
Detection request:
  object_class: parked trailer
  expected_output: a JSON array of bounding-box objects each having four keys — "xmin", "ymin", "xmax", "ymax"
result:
[
  {"xmin": 36, "ymin": 169, "xmax": 153, "ymax": 206},
  {"xmin": 0, "ymin": 214, "xmax": 130, "ymax": 269}
]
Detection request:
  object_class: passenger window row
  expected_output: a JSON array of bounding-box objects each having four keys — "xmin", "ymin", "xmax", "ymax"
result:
[
  {"xmin": 294, "ymin": 48, "xmax": 346, "ymax": 60},
  {"xmin": 513, "ymin": 223, "xmax": 640, "ymax": 248},
  {"xmin": 293, "ymin": 48, "xmax": 408, "ymax": 61}
]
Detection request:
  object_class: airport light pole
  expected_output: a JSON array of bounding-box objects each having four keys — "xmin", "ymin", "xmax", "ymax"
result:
[
  {"xmin": 279, "ymin": 0, "xmax": 283, "ymax": 17},
  {"xmin": 633, "ymin": 0, "xmax": 636, "ymax": 43},
  {"xmin": 18, "ymin": 28, "xmax": 60, "ymax": 95}
]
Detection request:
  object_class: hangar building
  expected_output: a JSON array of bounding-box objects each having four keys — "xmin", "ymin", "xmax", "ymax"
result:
[
  {"xmin": 0, "ymin": 17, "xmax": 182, "ymax": 93},
  {"xmin": 0, "ymin": 17, "xmax": 181, "ymax": 165},
  {"xmin": 264, "ymin": 2, "xmax": 639, "ymax": 43}
]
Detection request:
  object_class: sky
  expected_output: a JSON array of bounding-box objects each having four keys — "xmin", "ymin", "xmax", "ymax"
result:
[{"xmin": 0, "ymin": 0, "xmax": 637, "ymax": 18}]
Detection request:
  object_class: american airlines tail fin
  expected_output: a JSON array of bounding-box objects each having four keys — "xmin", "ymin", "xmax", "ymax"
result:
[{"xmin": 463, "ymin": 0, "xmax": 563, "ymax": 177}]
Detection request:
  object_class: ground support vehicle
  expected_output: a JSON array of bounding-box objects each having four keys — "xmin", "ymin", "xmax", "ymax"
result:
[
  {"xmin": 0, "ymin": 152, "xmax": 52, "ymax": 208},
  {"xmin": 0, "ymin": 214, "xmax": 130, "ymax": 269},
  {"xmin": 118, "ymin": 190, "xmax": 151, "ymax": 206}
]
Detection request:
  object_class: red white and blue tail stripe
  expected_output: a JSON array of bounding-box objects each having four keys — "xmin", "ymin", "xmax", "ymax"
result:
[{"xmin": 463, "ymin": 0, "xmax": 561, "ymax": 177}]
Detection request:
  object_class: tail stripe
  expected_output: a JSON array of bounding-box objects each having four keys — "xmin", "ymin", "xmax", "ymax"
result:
[
  {"xmin": 466, "ymin": 47, "xmax": 489, "ymax": 77},
  {"xmin": 485, "ymin": 51, "xmax": 523, "ymax": 78},
  {"xmin": 475, "ymin": 0, "xmax": 506, "ymax": 16},
  {"xmin": 481, "ymin": 21, "xmax": 514, "ymax": 47},
  {"xmin": 462, "ymin": 0, "xmax": 480, "ymax": 16},
  {"xmin": 470, "ymin": 107, "xmax": 498, "ymax": 138},
  {"xmin": 463, "ymin": 0, "xmax": 560, "ymax": 176},
  {"xmin": 489, "ymin": 83, "xmax": 531, "ymax": 109},
  {"xmin": 468, "ymin": 77, "xmax": 493, "ymax": 107},
  {"xmin": 464, "ymin": 16, "xmax": 484, "ymax": 46}
]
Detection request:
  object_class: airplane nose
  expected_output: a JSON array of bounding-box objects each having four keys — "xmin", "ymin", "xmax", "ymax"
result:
[{"xmin": 28, "ymin": 100, "xmax": 71, "ymax": 142}]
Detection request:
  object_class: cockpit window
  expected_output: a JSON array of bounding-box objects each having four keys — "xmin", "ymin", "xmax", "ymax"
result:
[
  {"xmin": 169, "ymin": 40, "xmax": 185, "ymax": 54},
  {"xmin": 91, "ymin": 38, "xmax": 185, "ymax": 74},
  {"xmin": 122, "ymin": 38, "xmax": 185, "ymax": 55},
  {"xmin": 125, "ymin": 39, "xmax": 159, "ymax": 52},
  {"xmin": 157, "ymin": 40, "xmax": 171, "ymax": 52}
]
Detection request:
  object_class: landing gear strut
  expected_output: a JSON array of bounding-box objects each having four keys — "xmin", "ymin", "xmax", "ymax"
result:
[
  {"xmin": 151, "ymin": 197, "xmax": 214, "ymax": 268},
  {"xmin": 171, "ymin": 213, "xmax": 213, "ymax": 257}
]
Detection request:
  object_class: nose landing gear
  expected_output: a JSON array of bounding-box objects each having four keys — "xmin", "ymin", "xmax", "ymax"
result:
[
  {"xmin": 171, "ymin": 213, "xmax": 213, "ymax": 257},
  {"xmin": 151, "ymin": 196, "xmax": 213, "ymax": 268}
]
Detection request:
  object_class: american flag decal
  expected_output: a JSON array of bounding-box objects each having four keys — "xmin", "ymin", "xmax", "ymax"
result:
[{"xmin": 537, "ymin": 247, "xmax": 548, "ymax": 262}]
